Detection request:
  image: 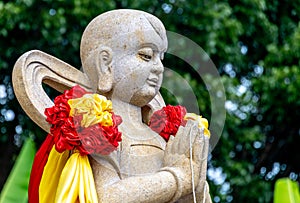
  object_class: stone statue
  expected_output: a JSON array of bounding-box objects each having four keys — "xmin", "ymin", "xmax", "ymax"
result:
[{"xmin": 12, "ymin": 9, "xmax": 212, "ymax": 203}]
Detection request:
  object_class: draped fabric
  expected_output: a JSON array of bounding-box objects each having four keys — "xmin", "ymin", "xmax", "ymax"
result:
[
  {"xmin": 28, "ymin": 134, "xmax": 54, "ymax": 203},
  {"xmin": 39, "ymin": 146, "xmax": 69, "ymax": 202},
  {"xmin": 38, "ymin": 148, "xmax": 98, "ymax": 203},
  {"xmin": 54, "ymin": 152, "xmax": 98, "ymax": 203},
  {"xmin": 28, "ymin": 135, "xmax": 99, "ymax": 203}
]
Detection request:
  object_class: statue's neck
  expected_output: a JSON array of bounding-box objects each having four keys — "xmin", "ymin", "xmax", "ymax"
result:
[
  {"xmin": 111, "ymin": 98, "xmax": 145, "ymax": 129},
  {"xmin": 111, "ymin": 98, "xmax": 164, "ymax": 143}
]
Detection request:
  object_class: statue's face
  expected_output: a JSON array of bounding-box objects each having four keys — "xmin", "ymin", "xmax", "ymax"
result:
[{"xmin": 111, "ymin": 26, "xmax": 167, "ymax": 107}]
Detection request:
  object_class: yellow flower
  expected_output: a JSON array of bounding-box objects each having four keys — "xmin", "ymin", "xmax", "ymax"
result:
[
  {"xmin": 68, "ymin": 94, "xmax": 113, "ymax": 128},
  {"xmin": 184, "ymin": 113, "xmax": 210, "ymax": 137}
]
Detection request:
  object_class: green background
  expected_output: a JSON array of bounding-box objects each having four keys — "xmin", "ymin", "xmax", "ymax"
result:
[{"xmin": 0, "ymin": 0, "xmax": 299, "ymax": 202}]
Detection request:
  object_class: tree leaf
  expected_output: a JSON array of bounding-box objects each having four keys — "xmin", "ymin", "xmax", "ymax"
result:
[
  {"xmin": 0, "ymin": 138, "xmax": 36, "ymax": 203},
  {"xmin": 274, "ymin": 178, "xmax": 300, "ymax": 203}
]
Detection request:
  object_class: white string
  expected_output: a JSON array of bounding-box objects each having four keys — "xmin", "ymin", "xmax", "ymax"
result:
[{"xmin": 190, "ymin": 127, "xmax": 197, "ymax": 203}]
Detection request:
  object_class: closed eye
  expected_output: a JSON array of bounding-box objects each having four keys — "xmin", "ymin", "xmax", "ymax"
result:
[
  {"xmin": 138, "ymin": 47, "xmax": 154, "ymax": 62},
  {"xmin": 138, "ymin": 53, "xmax": 152, "ymax": 61}
]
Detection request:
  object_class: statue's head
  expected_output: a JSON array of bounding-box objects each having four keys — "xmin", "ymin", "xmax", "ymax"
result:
[{"xmin": 80, "ymin": 9, "xmax": 168, "ymax": 107}]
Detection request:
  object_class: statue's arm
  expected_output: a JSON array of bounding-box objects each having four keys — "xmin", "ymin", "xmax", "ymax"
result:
[
  {"xmin": 90, "ymin": 120, "xmax": 208, "ymax": 203},
  {"xmin": 89, "ymin": 157, "xmax": 177, "ymax": 203}
]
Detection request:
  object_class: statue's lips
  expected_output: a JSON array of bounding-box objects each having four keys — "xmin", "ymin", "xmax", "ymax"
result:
[{"xmin": 147, "ymin": 77, "xmax": 158, "ymax": 86}]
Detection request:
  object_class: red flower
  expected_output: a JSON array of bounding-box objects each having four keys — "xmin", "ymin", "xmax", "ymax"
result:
[
  {"xmin": 149, "ymin": 105, "xmax": 187, "ymax": 141},
  {"xmin": 50, "ymin": 117, "xmax": 82, "ymax": 153},
  {"xmin": 44, "ymin": 85, "xmax": 88, "ymax": 152},
  {"xmin": 63, "ymin": 85, "xmax": 88, "ymax": 100},
  {"xmin": 44, "ymin": 104, "xmax": 69, "ymax": 125},
  {"xmin": 101, "ymin": 114, "xmax": 122, "ymax": 147},
  {"xmin": 77, "ymin": 114, "xmax": 122, "ymax": 155},
  {"xmin": 45, "ymin": 85, "xmax": 88, "ymax": 125}
]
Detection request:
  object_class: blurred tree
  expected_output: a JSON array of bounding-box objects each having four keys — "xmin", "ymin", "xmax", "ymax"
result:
[{"xmin": 0, "ymin": 0, "xmax": 299, "ymax": 202}]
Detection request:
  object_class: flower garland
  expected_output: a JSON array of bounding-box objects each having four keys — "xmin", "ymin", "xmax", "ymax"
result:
[
  {"xmin": 29, "ymin": 85, "xmax": 122, "ymax": 203},
  {"xmin": 149, "ymin": 105, "xmax": 187, "ymax": 141},
  {"xmin": 44, "ymin": 85, "xmax": 122, "ymax": 155},
  {"xmin": 149, "ymin": 104, "xmax": 210, "ymax": 141}
]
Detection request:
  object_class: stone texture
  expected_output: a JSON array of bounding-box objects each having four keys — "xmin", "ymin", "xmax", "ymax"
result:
[{"xmin": 12, "ymin": 9, "xmax": 212, "ymax": 203}]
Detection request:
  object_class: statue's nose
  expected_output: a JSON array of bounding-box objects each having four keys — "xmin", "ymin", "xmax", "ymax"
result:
[{"xmin": 151, "ymin": 59, "xmax": 164, "ymax": 74}]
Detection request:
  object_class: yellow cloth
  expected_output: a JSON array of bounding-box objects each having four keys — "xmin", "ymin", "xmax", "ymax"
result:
[
  {"xmin": 39, "ymin": 147, "xmax": 98, "ymax": 203},
  {"xmin": 39, "ymin": 147, "xmax": 69, "ymax": 203},
  {"xmin": 55, "ymin": 152, "xmax": 98, "ymax": 203},
  {"xmin": 68, "ymin": 94, "xmax": 113, "ymax": 128},
  {"xmin": 184, "ymin": 113, "xmax": 211, "ymax": 137}
]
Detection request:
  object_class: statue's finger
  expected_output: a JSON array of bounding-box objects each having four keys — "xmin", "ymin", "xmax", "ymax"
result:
[
  {"xmin": 165, "ymin": 134, "xmax": 175, "ymax": 155},
  {"xmin": 192, "ymin": 131, "xmax": 203, "ymax": 165},
  {"xmin": 197, "ymin": 135, "xmax": 210, "ymax": 184},
  {"xmin": 177, "ymin": 121, "xmax": 196, "ymax": 154}
]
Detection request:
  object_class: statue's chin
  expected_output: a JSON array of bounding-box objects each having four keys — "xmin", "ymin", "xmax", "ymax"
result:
[{"xmin": 130, "ymin": 88, "xmax": 157, "ymax": 107}]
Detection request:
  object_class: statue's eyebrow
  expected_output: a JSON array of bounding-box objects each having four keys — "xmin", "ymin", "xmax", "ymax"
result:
[{"xmin": 139, "ymin": 43, "xmax": 159, "ymax": 52}]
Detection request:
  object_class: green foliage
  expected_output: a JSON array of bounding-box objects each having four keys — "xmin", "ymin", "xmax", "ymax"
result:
[
  {"xmin": 274, "ymin": 178, "xmax": 300, "ymax": 203},
  {"xmin": 0, "ymin": 138, "xmax": 36, "ymax": 203},
  {"xmin": 0, "ymin": 0, "xmax": 299, "ymax": 202}
]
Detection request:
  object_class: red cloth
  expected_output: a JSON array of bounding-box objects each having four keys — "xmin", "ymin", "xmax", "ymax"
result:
[{"xmin": 28, "ymin": 134, "xmax": 54, "ymax": 203}]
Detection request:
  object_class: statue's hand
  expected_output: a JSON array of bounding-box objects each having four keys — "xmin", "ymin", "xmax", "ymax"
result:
[{"xmin": 162, "ymin": 120, "xmax": 208, "ymax": 200}]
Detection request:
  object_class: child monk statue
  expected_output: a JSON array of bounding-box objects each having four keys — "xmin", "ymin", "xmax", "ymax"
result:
[{"xmin": 12, "ymin": 9, "xmax": 212, "ymax": 203}]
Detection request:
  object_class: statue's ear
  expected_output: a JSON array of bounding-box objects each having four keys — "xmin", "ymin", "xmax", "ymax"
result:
[{"xmin": 95, "ymin": 46, "xmax": 113, "ymax": 93}]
